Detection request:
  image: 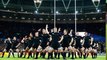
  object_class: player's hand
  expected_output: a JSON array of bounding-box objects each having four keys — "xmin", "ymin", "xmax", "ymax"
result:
[
  {"xmin": 58, "ymin": 28, "xmax": 61, "ymax": 32},
  {"xmin": 70, "ymin": 29, "xmax": 73, "ymax": 32},
  {"xmin": 58, "ymin": 41, "xmax": 61, "ymax": 43},
  {"xmin": 90, "ymin": 43, "xmax": 92, "ymax": 45},
  {"xmin": 21, "ymin": 40, "xmax": 24, "ymax": 43},
  {"xmin": 47, "ymin": 42, "xmax": 49, "ymax": 45},
  {"xmin": 38, "ymin": 29, "xmax": 41, "ymax": 31},
  {"xmin": 46, "ymin": 24, "xmax": 48, "ymax": 28},
  {"xmin": 73, "ymin": 44, "xmax": 75, "ymax": 46}
]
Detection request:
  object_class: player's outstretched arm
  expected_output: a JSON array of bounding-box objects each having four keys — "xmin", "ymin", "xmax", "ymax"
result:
[{"xmin": 46, "ymin": 24, "xmax": 49, "ymax": 34}]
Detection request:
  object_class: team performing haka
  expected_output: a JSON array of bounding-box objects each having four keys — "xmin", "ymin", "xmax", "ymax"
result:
[{"xmin": 0, "ymin": 25, "xmax": 98, "ymax": 59}]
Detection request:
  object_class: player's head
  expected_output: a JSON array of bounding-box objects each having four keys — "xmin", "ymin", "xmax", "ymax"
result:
[
  {"xmin": 24, "ymin": 35, "xmax": 28, "ymax": 40},
  {"xmin": 22, "ymin": 37, "xmax": 25, "ymax": 40},
  {"xmin": 54, "ymin": 27, "xmax": 57, "ymax": 33},
  {"xmin": 35, "ymin": 32, "xmax": 39, "ymax": 37},
  {"xmin": 42, "ymin": 29, "xmax": 46, "ymax": 34},
  {"xmin": 25, "ymin": 35, "xmax": 27, "ymax": 38},
  {"xmin": 13, "ymin": 36, "xmax": 16, "ymax": 40},
  {"xmin": 63, "ymin": 29, "xmax": 68, "ymax": 35},
  {"xmin": 51, "ymin": 28, "xmax": 54, "ymax": 33},
  {"xmin": 28, "ymin": 36, "xmax": 31, "ymax": 40},
  {"xmin": 7, "ymin": 37, "xmax": 11, "ymax": 40}
]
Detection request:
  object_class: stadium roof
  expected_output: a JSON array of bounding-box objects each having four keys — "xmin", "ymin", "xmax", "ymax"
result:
[{"xmin": 0, "ymin": 0, "xmax": 106, "ymax": 23}]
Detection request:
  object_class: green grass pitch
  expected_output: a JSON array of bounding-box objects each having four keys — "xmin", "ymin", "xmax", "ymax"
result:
[
  {"xmin": 0, "ymin": 56, "xmax": 106, "ymax": 60},
  {"xmin": 0, "ymin": 53, "xmax": 106, "ymax": 60}
]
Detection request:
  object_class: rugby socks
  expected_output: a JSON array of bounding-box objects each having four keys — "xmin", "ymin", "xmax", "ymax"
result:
[
  {"xmin": 8, "ymin": 52, "xmax": 11, "ymax": 58},
  {"xmin": 35, "ymin": 52, "xmax": 39, "ymax": 59},
  {"xmin": 63, "ymin": 52, "xmax": 66, "ymax": 59},
  {"xmin": 40, "ymin": 52, "xmax": 43, "ymax": 57},
  {"xmin": 17, "ymin": 52, "xmax": 20, "ymax": 58},
  {"xmin": 78, "ymin": 52, "xmax": 80, "ymax": 58},
  {"xmin": 20, "ymin": 52, "xmax": 23, "ymax": 58},
  {"xmin": 68, "ymin": 52, "xmax": 70, "ymax": 58},
  {"xmin": 61, "ymin": 52, "xmax": 64, "ymax": 58},
  {"xmin": 28, "ymin": 51, "xmax": 32, "ymax": 58},
  {"xmin": 12, "ymin": 52, "xmax": 15, "ymax": 58},
  {"xmin": 91, "ymin": 52, "xmax": 94, "ymax": 58},
  {"xmin": 93, "ymin": 53, "xmax": 97, "ymax": 58},
  {"xmin": 54, "ymin": 52, "xmax": 57, "ymax": 58},
  {"xmin": 48, "ymin": 53, "xmax": 53, "ymax": 59},
  {"xmin": 50, "ymin": 53, "xmax": 53, "ymax": 59},
  {"xmin": 75, "ymin": 52, "xmax": 77, "ymax": 58},
  {"xmin": 1, "ymin": 52, "xmax": 5, "ymax": 58},
  {"xmin": 71, "ymin": 52, "xmax": 74, "ymax": 59},
  {"xmin": 80, "ymin": 52, "xmax": 82, "ymax": 58},
  {"xmin": 95, "ymin": 53, "xmax": 97, "ymax": 58},
  {"xmin": 83, "ymin": 53, "xmax": 86, "ymax": 59},
  {"xmin": 42, "ymin": 52, "xmax": 46, "ymax": 58},
  {"xmin": 58, "ymin": 52, "xmax": 60, "ymax": 59},
  {"xmin": 48, "ymin": 53, "xmax": 50, "ymax": 59}
]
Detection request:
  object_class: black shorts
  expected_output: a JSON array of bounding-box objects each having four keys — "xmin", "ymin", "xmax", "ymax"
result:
[
  {"xmin": 75, "ymin": 44, "xmax": 82, "ymax": 49},
  {"xmin": 32, "ymin": 45, "xmax": 39, "ymax": 49},
  {"xmin": 51, "ymin": 42, "xmax": 60, "ymax": 50},
  {"xmin": 83, "ymin": 44, "xmax": 90, "ymax": 48},
  {"xmin": 62, "ymin": 44, "xmax": 69, "ymax": 48},
  {"xmin": 12, "ymin": 46, "xmax": 17, "ymax": 51},
  {"xmin": 6, "ymin": 47, "xmax": 11, "ymax": 52},
  {"xmin": 28, "ymin": 45, "xmax": 32, "ymax": 49},
  {"xmin": 41, "ymin": 44, "xmax": 47, "ymax": 49},
  {"xmin": 24, "ymin": 45, "xmax": 28, "ymax": 49}
]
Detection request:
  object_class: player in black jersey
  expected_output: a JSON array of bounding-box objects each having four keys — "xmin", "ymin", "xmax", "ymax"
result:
[
  {"xmin": 67, "ymin": 29, "xmax": 74, "ymax": 58},
  {"xmin": 22, "ymin": 36, "xmax": 29, "ymax": 58},
  {"xmin": 90, "ymin": 37, "xmax": 98, "ymax": 59},
  {"xmin": 26, "ymin": 36, "xmax": 33, "ymax": 59},
  {"xmin": 92, "ymin": 41, "xmax": 98, "ymax": 59},
  {"xmin": 16, "ymin": 35, "xmax": 30, "ymax": 58},
  {"xmin": 59, "ymin": 29, "xmax": 72, "ymax": 59},
  {"xmin": 45, "ymin": 28, "xmax": 54, "ymax": 59},
  {"xmin": 74, "ymin": 32, "xmax": 83, "ymax": 58},
  {"xmin": 18, "ymin": 36, "xmax": 28, "ymax": 58},
  {"xmin": 48, "ymin": 28, "xmax": 61, "ymax": 59},
  {"xmin": 57, "ymin": 28, "xmax": 63, "ymax": 59},
  {"xmin": 40, "ymin": 25, "xmax": 50, "ymax": 58},
  {"xmin": 8, "ymin": 36, "xmax": 19, "ymax": 58},
  {"xmin": 27, "ymin": 33, "xmax": 34, "ymax": 59},
  {"xmin": 66, "ymin": 29, "xmax": 76, "ymax": 59},
  {"xmin": 1, "ymin": 37, "xmax": 12, "ymax": 58},
  {"xmin": 83, "ymin": 32, "xmax": 91, "ymax": 59},
  {"xmin": 32, "ymin": 32, "xmax": 41, "ymax": 59}
]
